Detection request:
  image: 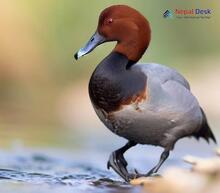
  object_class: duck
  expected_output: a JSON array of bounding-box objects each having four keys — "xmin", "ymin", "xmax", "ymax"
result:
[{"xmin": 74, "ymin": 5, "xmax": 216, "ymax": 182}]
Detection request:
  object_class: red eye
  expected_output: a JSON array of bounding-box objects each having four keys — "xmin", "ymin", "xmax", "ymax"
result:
[{"xmin": 107, "ymin": 18, "xmax": 113, "ymax": 24}]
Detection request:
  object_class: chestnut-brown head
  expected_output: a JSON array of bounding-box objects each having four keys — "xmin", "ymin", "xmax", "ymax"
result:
[{"xmin": 74, "ymin": 5, "xmax": 151, "ymax": 62}]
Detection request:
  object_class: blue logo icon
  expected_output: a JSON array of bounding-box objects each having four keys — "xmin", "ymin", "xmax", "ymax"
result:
[{"xmin": 163, "ymin": 10, "xmax": 173, "ymax": 18}]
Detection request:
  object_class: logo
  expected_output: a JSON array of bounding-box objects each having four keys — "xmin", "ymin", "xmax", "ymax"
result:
[
  {"xmin": 163, "ymin": 10, "xmax": 173, "ymax": 18},
  {"xmin": 163, "ymin": 9, "xmax": 212, "ymax": 19}
]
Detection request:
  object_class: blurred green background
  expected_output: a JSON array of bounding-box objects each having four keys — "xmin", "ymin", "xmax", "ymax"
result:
[{"xmin": 0, "ymin": 0, "xmax": 219, "ymax": 148}]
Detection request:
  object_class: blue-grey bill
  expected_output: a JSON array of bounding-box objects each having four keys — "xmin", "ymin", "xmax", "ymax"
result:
[{"xmin": 74, "ymin": 31, "xmax": 106, "ymax": 60}]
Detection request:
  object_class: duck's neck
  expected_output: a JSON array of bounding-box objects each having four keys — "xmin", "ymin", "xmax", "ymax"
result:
[
  {"xmin": 113, "ymin": 41, "xmax": 145, "ymax": 62},
  {"xmin": 113, "ymin": 25, "xmax": 150, "ymax": 62},
  {"xmin": 94, "ymin": 52, "xmax": 134, "ymax": 75}
]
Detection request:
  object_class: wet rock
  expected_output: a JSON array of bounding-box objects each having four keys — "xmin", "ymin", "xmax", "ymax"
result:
[
  {"xmin": 184, "ymin": 155, "xmax": 220, "ymax": 175},
  {"xmin": 130, "ymin": 148, "xmax": 220, "ymax": 193}
]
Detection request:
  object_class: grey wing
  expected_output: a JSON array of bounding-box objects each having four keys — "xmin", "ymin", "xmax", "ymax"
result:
[
  {"xmin": 135, "ymin": 63, "xmax": 190, "ymax": 90},
  {"xmin": 135, "ymin": 63, "xmax": 203, "ymax": 134},
  {"xmin": 163, "ymin": 79, "xmax": 216, "ymax": 143},
  {"xmin": 130, "ymin": 63, "xmax": 215, "ymax": 145},
  {"xmin": 162, "ymin": 79, "xmax": 201, "ymax": 115}
]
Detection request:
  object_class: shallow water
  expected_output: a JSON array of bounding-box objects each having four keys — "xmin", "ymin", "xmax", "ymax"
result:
[{"xmin": 0, "ymin": 137, "xmax": 217, "ymax": 193}]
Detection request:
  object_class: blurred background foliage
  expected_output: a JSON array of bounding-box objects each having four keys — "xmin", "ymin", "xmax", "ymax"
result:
[{"xmin": 0, "ymin": 0, "xmax": 219, "ymax": 148}]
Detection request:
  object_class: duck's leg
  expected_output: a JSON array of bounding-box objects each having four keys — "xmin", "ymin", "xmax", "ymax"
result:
[
  {"xmin": 107, "ymin": 141, "xmax": 137, "ymax": 182},
  {"xmin": 145, "ymin": 150, "xmax": 170, "ymax": 176}
]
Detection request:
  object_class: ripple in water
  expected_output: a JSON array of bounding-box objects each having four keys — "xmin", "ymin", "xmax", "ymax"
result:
[{"xmin": 0, "ymin": 149, "xmax": 139, "ymax": 193}]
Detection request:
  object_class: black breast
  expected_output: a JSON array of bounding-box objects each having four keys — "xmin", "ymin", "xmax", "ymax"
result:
[{"xmin": 89, "ymin": 52, "xmax": 146, "ymax": 113}]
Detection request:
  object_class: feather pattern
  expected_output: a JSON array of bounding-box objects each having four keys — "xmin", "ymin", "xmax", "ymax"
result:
[{"xmin": 90, "ymin": 57, "xmax": 216, "ymax": 150}]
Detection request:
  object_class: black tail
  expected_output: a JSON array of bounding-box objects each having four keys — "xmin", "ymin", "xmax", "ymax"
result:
[{"xmin": 193, "ymin": 107, "xmax": 217, "ymax": 144}]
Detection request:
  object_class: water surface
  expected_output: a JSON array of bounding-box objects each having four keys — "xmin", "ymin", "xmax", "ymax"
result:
[{"xmin": 0, "ymin": 138, "xmax": 217, "ymax": 193}]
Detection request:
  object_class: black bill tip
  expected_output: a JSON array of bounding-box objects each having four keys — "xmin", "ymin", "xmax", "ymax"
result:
[{"xmin": 74, "ymin": 52, "xmax": 78, "ymax": 60}]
